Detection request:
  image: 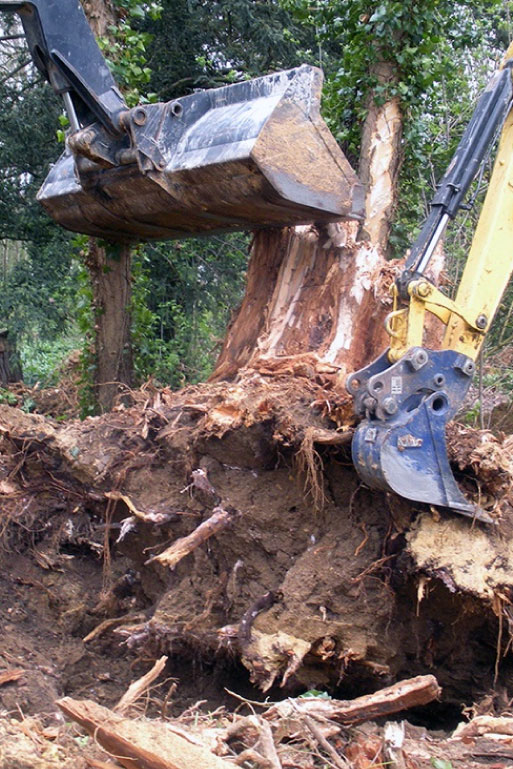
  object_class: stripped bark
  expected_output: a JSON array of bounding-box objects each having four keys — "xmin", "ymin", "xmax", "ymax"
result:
[
  {"xmin": 358, "ymin": 61, "xmax": 403, "ymax": 253},
  {"xmin": 211, "ymin": 78, "xmax": 406, "ymax": 385}
]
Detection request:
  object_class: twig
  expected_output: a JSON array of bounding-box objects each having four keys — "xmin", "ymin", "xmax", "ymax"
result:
[
  {"xmin": 83, "ymin": 613, "xmax": 145, "ymax": 644},
  {"xmin": 114, "ymin": 656, "xmax": 168, "ymax": 715},
  {"xmin": 302, "ymin": 713, "xmax": 348, "ymax": 769},
  {"xmin": 224, "ymin": 688, "xmax": 277, "ymax": 708}
]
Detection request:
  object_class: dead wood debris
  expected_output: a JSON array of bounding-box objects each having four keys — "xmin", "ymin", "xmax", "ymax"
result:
[
  {"xmin": 57, "ymin": 696, "xmax": 235, "ymax": 769},
  {"xmin": 114, "ymin": 655, "xmax": 168, "ymax": 715},
  {"xmin": 53, "ymin": 674, "xmax": 443, "ymax": 769},
  {"xmin": 264, "ymin": 675, "xmax": 441, "ymax": 725}
]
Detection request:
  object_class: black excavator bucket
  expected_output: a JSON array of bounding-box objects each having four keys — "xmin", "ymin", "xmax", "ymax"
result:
[{"xmin": 38, "ymin": 66, "xmax": 364, "ymax": 242}]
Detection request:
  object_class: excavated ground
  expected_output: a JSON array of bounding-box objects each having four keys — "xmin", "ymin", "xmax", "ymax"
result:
[{"xmin": 1, "ymin": 375, "xmax": 513, "ymax": 766}]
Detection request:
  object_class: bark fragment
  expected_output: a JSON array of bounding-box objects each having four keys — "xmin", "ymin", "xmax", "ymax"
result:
[{"xmin": 264, "ymin": 675, "xmax": 441, "ymax": 725}]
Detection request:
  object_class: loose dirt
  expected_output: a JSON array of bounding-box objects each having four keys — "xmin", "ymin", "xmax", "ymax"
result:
[{"xmin": 1, "ymin": 375, "xmax": 513, "ymax": 765}]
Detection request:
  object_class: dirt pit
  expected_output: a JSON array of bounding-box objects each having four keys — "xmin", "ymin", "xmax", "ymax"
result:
[{"xmin": 1, "ymin": 375, "xmax": 513, "ymax": 766}]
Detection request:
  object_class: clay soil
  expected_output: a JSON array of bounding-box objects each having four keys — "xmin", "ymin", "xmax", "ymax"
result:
[{"xmin": 2, "ymin": 375, "xmax": 513, "ymax": 767}]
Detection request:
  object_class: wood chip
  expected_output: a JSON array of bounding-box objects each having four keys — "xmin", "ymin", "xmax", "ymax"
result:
[{"xmin": 0, "ymin": 668, "xmax": 24, "ymax": 686}]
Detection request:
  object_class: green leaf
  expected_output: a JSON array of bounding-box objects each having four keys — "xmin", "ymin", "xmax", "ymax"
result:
[
  {"xmin": 431, "ymin": 759, "xmax": 453, "ymax": 769},
  {"xmin": 299, "ymin": 689, "xmax": 331, "ymax": 699}
]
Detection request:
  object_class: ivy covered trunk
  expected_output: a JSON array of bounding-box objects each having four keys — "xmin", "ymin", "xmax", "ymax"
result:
[
  {"xmin": 85, "ymin": 239, "xmax": 133, "ymax": 412},
  {"xmin": 81, "ymin": 0, "xmax": 133, "ymax": 412}
]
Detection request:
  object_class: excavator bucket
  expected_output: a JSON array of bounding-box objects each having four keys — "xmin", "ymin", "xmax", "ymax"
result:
[
  {"xmin": 347, "ymin": 348, "xmax": 495, "ymax": 524},
  {"xmin": 37, "ymin": 66, "xmax": 364, "ymax": 242}
]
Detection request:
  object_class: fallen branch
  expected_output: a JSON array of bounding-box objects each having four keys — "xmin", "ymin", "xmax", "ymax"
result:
[
  {"xmin": 114, "ymin": 656, "xmax": 168, "ymax": 715},
  {"xmin": 57, "ymin": 697, "xmax": 235, "ymax": 769},
  {"xmin": 146, "ymin": 506, "xmax": 237, "ymax": 568},
  {"xmin": 264, "ymin": 675, "xmax": 440, "ymax": 725}
]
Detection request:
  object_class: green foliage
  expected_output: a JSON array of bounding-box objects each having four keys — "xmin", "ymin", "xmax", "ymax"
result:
[
  {"xmin": 299, "ymin": 689, "xmax": 331, "ymax": 698},
  {"xmin": 19, "ymin": 333, "xmax": 81, "ymax": 387},
  {"xmin": 131, "ymin": 235, "xmax": 248, "ymax": 387},
  {"xmin": 144, "ymin": 0, "xmax": 320, "ymax": 100},
  {"xmin": 99, "ymin": 0, "xmax": 163, "ymax": 105},
  {"xmin": 0, "ymin": 388, "xmax": 17, "ymax": 405},
  {"xmin": 281, "ymin": 0, "xmax": 506, "ymax": 251},
  {"xmin": 431, "ymin": 758, "xmax": 453, "ymax": 769},
  {"xmin": 0, "ymin": 78, "xmax": 62, "ymax": 242}
]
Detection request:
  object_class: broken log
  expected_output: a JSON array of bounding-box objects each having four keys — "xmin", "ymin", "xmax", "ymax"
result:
[
  {"xmin": 264, "ymin": 675, "xmax": 441, "ymax": 725},
  {"xmin": 146, "ymin": 506, "xmax": 237, "ymax": 568},
  {"xmin": 57, "ymin": 697, "xmax": 235, "ymax": 769}
]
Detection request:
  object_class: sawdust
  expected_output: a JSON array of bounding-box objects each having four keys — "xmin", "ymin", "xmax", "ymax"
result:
[{"xmin": 407, "ymin": 514, "xmax": 513, "ymax": 599}]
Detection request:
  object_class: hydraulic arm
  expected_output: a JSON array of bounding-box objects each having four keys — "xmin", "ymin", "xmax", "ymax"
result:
[
  {"xmin": 347, "ymin": 50, "xmax": 513, "ymax": 525},
  {"xmin": 0, "ymin": 1, "xmax": 364, "ymax": 241}
]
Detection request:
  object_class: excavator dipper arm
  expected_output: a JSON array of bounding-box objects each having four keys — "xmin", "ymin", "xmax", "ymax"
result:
[
  {"xmin": 0, "ymin": 0, "xmax": 127, "ymax": 134},
  {"xmin": 347, "ymin": 51, "xmax": 513, "ymax": 525}
]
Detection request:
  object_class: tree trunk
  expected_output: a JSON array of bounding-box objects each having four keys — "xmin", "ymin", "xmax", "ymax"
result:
[
  {"xmin": 85, "ymin": 239, "xmax": 133, "ymax": 412},
  {"xmin": 81, "ymin": 0, "xmax": 133, "ymax": 412},
  {"xmin": 212, "ymin": 74, "xmax": 404, "ymax": 385}
]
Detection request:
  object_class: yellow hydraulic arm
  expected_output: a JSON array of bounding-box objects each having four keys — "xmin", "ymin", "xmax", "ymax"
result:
[
  {"xmin": 347, "ymin": 50, "xmax": 513, "ymax": 524},
  {"xmin": 387, "ymin": 97, "xmax": 513, "ymax": 364}
]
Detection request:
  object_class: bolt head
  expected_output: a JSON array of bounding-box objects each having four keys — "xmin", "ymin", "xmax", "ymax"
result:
[
  {"xmin": 409, "ymin": 349, "xmax": 428, "ymax": 371},
  {"xmin": 383, "ymin": 396, "xmax": 398, "ymax": 415},
  {"xmin": 416, "ymin": 282, "xmax": 431, "ymax": 298}
]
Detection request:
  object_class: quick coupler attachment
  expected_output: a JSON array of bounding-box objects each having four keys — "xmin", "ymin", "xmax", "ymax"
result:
[{"xmin": 347, "ymin": 347, "xmax": 495, "ymax": 524}]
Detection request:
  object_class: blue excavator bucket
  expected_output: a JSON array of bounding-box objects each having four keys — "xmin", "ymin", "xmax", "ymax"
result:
[{"xmin": 347, "ymin": 348, "xmax": 495, "ymax": 524}]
